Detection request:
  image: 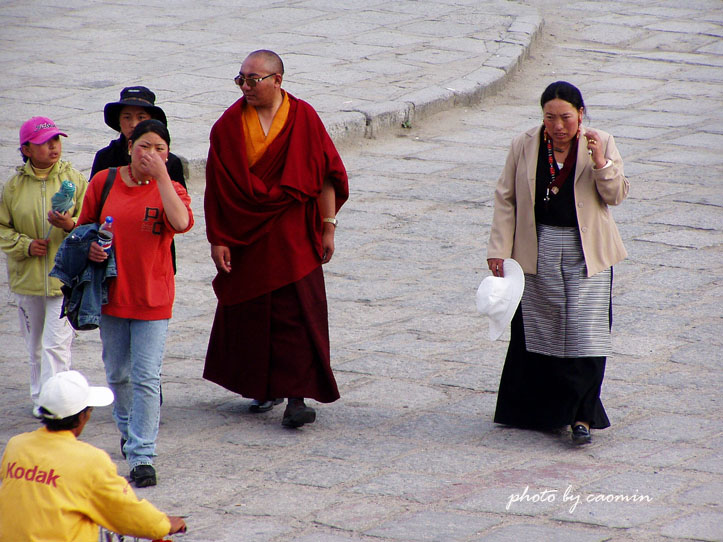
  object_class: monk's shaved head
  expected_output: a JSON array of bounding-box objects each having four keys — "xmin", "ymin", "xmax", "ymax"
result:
[{"xmin": 246, "ymin": 50, "xmax": 284, "ymax": 75}]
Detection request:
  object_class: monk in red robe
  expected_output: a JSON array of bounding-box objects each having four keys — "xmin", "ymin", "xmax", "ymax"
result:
[{"xmin": 203, "ymin": 50, "xmax": 349, "ymax": 428}]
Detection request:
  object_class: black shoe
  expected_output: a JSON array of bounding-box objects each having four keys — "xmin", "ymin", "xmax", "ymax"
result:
[
  {"xmin": 120, "ymin": 437, "xmax": 127, "ymax": 459},
  {"xmin": 130, "ymin": 465, "xmax": 157, "ymax": 488},
  {"xmin": 249, "ymin": 398, "xmax": 283, "ymax": 413},
  {"xmin": 572, "ymin": 424, "xmax": 592, "ymax": 445},
  {"xmin": 282, "ymin": 399, "xmax": 316, "ymax": 428}
]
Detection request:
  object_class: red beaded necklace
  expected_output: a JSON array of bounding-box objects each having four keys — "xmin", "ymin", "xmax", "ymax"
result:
[
  {"xmin": 543, "ymin": 131, "xmax": 578, "ymax": 206},
  {"xmin": 544, "ymin": 133, "xmax": 558, "ymax": 204},
  {"xmin": 127, "ymin": 165, "xmax": 150, "ymax": 185}
]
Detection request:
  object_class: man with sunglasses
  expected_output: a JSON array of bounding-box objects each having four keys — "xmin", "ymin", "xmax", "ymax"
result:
[{"xmin": 203, "ymin": 50, "xmax": 349, "ymax": 428}]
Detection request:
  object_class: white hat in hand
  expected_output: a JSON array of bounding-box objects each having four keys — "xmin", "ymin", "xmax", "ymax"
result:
[
  {"xmin": 476, "ymin": 258, "xmax": 525, "ymax": 341},
  {"xmin": 38, "ymin": 370, "xmax": 114, "ymax": 420}
]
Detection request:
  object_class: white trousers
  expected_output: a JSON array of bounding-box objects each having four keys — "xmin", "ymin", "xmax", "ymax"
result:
[{"xmin": 16, "ymin": 294, "xmax": 73, "ymax": 404}]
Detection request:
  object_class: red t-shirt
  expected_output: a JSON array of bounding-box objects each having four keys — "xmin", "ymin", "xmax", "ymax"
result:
[{"xmin": 78, "ymin": 169, "xmax": 193, "ymax": 320}]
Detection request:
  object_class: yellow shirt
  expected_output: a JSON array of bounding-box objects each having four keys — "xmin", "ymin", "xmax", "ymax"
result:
[
  {"xmin": 0, "ymin": 428, "xmax": 170, "ymax": 542},
  {"xmin": 242, "ymin": 91, "xmax": 290, "ymax": 167},
  {"xmin": 31, "ymin": 163, "xmax": 54, "ymax": 179}
]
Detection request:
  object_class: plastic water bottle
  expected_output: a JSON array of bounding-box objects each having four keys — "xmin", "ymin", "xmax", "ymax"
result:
[{"xmin": 97, "ymin": 216, "xmax": 114, "ymax": 253}]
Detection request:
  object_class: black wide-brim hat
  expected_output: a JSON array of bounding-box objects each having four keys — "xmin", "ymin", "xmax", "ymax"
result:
[{"xmin": 103, "ymin": 86, "xmax": 167, "ymax": 132}]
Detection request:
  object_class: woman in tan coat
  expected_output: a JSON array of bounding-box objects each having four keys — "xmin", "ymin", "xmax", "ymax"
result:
[{"xmin": 487, "ymin": 81, "xmax": 629, "ymax": 445}]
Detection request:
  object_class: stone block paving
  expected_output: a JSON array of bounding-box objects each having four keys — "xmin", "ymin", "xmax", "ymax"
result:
[
  {"xmin": 1, "ymin": 1, "xmax": 722, "ymax": 541},
  {"xmin": 0, "ymin": 0, "xmax": 538, "ymax": 180}
]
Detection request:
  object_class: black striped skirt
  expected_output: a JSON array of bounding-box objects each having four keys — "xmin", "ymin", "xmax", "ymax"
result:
[
  {"xmin": 522, "ymin": 225, "xmax": 611, "ymax": 357},
  {"xmin": 493, "ymin": 224, "xmax": 612, "ymax": 430}
]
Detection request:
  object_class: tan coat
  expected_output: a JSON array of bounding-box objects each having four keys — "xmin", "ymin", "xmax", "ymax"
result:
[{"xmin": 487, "ymin": 125, "xmax": 628, "ymax": 277}]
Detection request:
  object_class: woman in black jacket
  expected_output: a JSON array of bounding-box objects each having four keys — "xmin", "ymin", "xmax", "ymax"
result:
[{"xmin": 91, "ymin": 86, "xmax": 185, "ymax": 185}]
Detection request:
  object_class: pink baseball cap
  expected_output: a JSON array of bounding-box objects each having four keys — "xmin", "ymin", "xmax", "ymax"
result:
[{"xmin": 19, "ymin": 116, "xmax": 68, "ymax": 146}]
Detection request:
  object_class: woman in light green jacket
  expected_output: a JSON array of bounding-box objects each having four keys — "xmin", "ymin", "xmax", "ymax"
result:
[{"xmin": 0, "ymin": 117, "xmax": 87, "ymax": 417}]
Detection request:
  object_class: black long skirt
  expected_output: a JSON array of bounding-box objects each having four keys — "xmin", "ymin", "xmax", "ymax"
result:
[
  {"xmin": 203, "ymin": 266, "xmax": 340, "ymax": 404},
  {"xmin": 493, "ymin": 307, "xmax": 611, "ymax": 430}
]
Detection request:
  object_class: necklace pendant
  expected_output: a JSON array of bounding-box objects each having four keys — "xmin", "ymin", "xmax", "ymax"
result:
[{"xmin": 127, "ymin": 165, "xmax": 150, "ymax": 186}]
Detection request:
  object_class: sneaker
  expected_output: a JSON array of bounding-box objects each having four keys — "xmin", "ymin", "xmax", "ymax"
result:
[
  {"xmin": 571, "ymin": 424, "xmax": 592, "ymax": 445},
  {"xmin": 282, "ymin": 399, "xmax": 316, "ymax": 428},
  {"xmin": 130, "ymin": 464, "xmax": 157, "ymax": 488},
  {"xmin": 249, "ymin": 398, "xmax": 283, "ymax": 413}
]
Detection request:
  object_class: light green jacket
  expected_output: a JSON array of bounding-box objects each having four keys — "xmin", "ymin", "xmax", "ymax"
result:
[{"xmin": 0, "ymin": 160, "xmax": 88, "ymax": 296}]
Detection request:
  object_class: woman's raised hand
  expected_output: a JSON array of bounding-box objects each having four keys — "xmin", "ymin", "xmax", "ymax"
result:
[
  {"xmin": 137, "ymin": 151, "xmax": 169, "ymax": 181},
  {"xmin": 582, "ymin": 128, "xmax": 606, "ymax": 169}
]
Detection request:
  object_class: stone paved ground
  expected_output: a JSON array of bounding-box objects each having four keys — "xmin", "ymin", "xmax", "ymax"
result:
[
  {"xmin": 0, "ymin": 0, "xmax": 538, "ymax": 179},
  {"xmin": 1, "ymin": 1, "xmax": 722, "ymax": 541}
]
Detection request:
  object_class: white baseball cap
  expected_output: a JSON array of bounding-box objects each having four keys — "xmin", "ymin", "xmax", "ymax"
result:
[
  {"xmin": 38, "ymin": 371, "xmax": 114, "ymax": 419},
  {"xmin": 476, "ymin": 258, "xmax": 525, "ymax": 341}
]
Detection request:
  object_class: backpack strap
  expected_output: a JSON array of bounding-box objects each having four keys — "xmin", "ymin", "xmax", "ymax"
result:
[{"xmin": 98, "ymin": 167, "xmax": 117, "ymax": 220}]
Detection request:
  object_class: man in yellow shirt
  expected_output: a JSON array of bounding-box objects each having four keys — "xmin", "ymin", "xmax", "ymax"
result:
[{"xmin": 0, "ymin": 370, "xmax": 186, "ymax": 541}]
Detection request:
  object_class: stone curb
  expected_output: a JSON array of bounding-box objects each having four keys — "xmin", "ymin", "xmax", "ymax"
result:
[{"xmin": 333, "ymin": 15, "xmax": 542, "ymax": 142}]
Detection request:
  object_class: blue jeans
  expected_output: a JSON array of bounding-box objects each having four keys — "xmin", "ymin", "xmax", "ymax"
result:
[{"xmin": 100, "ymin": 315, "xmax": 168, "ymax": 469}]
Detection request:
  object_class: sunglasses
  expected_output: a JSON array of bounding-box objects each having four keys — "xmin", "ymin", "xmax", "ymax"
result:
[{"xmin": 234, "ymin": 73, "xmax": 277, "ymax": 88}]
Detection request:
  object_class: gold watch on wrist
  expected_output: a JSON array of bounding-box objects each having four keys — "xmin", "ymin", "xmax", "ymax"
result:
[{"xmin": 323, "ymin": 217, "xmax": 338, "ymax": 227}]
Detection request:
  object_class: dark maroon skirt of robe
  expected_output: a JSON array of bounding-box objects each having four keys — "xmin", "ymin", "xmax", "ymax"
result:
[{"xmin": 203, "ymin": 266, "xmax": 340, "ymax": 403}]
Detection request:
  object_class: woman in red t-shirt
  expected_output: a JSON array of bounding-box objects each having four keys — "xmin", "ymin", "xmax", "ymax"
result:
[{"xmin": 78, "ymin": 119, "xmax": 193, "ymax": 488}]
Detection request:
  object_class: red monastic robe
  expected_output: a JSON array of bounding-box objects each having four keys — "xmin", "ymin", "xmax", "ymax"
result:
[
  {"xmin": 204, "ymin": 93, "xmax": 348, "ymax": 305},
  {"xmin": 203, "ymin": 93, "xmax": 348, "ymax": 403}
]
